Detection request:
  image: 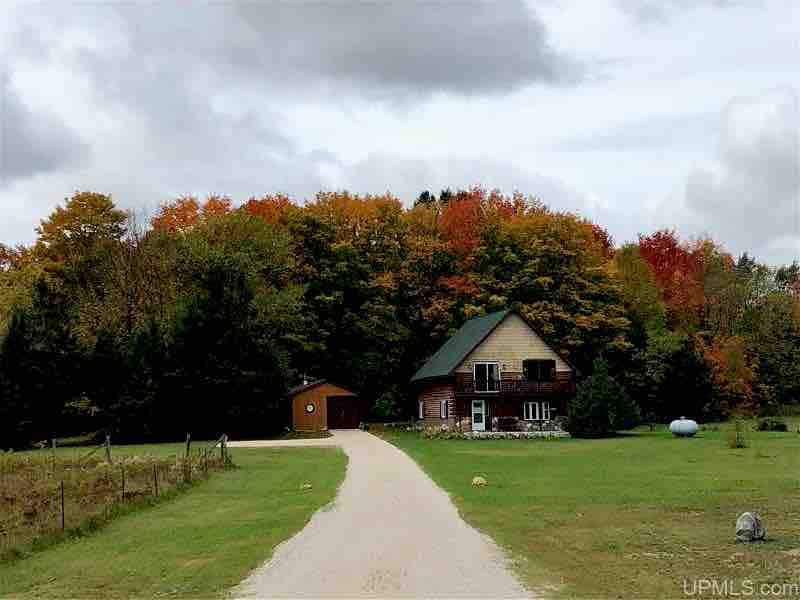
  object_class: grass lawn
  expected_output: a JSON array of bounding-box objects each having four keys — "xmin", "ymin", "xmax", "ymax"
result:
[
  {"xmin": 382, "ymin": 424, "xmax": 800, "ymax": 598},
  {"xmin": 0, "ymin": 443, "xmax": 347, "ymax": 599}
]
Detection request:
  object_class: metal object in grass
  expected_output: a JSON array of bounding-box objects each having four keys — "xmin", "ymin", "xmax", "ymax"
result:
[{"xmin": 669, "ymin": 416, "xmax": 698, "ymax": 437}]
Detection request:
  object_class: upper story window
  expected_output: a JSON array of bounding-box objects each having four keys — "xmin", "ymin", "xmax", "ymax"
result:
[
  {"xmin": 474, "ymin": 362, "xmax": 499, "ymax": 392},
  {"xmin": 523, "ymin": 359, "xmax": 556, "ymax": 382}
]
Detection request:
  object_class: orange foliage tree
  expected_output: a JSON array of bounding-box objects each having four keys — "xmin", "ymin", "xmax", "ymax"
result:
[
  {"xmin": 241, "ymin": 193, "xmax": 296, "ymax": 225},
  {"xmin": 438, "ymin": 187, "xmax": 518, "ymax": 259},
  {"xmin": 637, "ymin": 229, "xmax": 704, "ymax": 329},
  {"xmin": 699, "ymin": 335, "xmax": 757, "ymax": 416},
  {"xmin": 151, "ymin": 195, "xmax": 232, "ymax": 233}
]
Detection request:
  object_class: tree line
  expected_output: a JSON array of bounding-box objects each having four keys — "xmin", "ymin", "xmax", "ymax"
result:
[{"xmin": 1, "ymin": 188, "xmax": 799, "ymax": 446}]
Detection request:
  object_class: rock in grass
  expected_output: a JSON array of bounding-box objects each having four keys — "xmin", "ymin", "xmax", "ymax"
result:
[
  {"xmin": 471, "ymin": 476, "xmax": 487, "ymax": 487},
  {"xmin": 736, "ymin": 512, "xmax": 765, "ymax": 542},
  {"xmin": 300, "ymin": 482, "xmax": 313, "ymax": 491}
]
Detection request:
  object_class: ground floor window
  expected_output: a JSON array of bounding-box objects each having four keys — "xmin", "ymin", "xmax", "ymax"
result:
[
  {"xmin": 523, "ymin": 401, "xmax": 552, "ymax": 421},
  {"xmin": 440, "ymin": 399, "xmax": 449, "ymax": 419},
  {"xmin": 419, "ymin": 400, "xmax": 424, "ymax": 419},
  {"xmin": 523, "ymin": 401, "xmax": 539, "ymax": 421}
]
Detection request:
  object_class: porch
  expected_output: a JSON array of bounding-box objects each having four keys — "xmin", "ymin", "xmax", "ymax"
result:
[{"xmin": 451, "ymin": 395, "xmax": 568, "ymax": 433}]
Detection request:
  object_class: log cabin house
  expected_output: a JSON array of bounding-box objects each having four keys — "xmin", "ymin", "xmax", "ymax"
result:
[{"xmin": 410, "ymin": 309, "xmax": 576, "ymax": 432}]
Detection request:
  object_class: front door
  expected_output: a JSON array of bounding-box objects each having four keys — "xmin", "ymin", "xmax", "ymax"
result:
[{"xmin": 471, "ymin": 400, "xmax": 486, "ymax": 432}]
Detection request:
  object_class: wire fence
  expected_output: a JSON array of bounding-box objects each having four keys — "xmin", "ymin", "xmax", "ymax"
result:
[{"xmin": 0, "ymin": 434, "xmax": 232, "ymax": 556}]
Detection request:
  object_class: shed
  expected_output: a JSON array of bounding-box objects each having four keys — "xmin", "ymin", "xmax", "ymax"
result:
[{"xmin": 289, "ymin": 381, "xmax": 363, "ymax": 432}]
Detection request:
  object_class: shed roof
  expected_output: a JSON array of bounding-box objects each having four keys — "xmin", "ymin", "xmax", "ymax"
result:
[
  {"xmin": 287, "ymin": 380, "xmax": 356, "ymax": 397},
  {"xmin": 410, "ymin": 309, "xmax": 512, "ymax": 383}
]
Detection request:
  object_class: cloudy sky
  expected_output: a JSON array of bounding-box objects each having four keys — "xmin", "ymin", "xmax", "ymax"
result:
[{"xmin": 1, "ymin": 1, "xmax": 798, "ymax": 263}]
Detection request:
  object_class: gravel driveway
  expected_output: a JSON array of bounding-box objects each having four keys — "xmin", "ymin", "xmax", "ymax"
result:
[{"xmin": 229, "ymin": 430, "xmax": 531, "ymax": 598}]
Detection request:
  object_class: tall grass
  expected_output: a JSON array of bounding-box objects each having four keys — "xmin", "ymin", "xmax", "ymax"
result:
[{"xmin": 0, "ymin": 450, "xmax": 228, "ymax": 560}]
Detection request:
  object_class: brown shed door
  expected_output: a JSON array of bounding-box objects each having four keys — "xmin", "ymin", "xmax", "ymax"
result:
[{"xmin": 327, "ymin": 396, "xmax": 361, "ymax": 429}]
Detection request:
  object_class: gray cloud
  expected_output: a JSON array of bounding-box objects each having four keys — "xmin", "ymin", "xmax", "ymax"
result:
[
  {"xmin": 616, "ymin": 0, "xmax": 739, "ymax": 23},
  {"xmin": 0, "ymin": 75, "xmax": 89, "ymax": 184},
  {"xmin": 231, "ymin": 2, "xmax": 580, "ymax": 95},
  {"xmin": 556, "ymin": 112, "xmax": 717, "ymax": 153},
  {"xmin": 668, "ymin": 89, "xmax": 800, "ymax": 263},
  {"xmin": 14, "ymin": 1, "xmax": 577, "ymax": 107}
]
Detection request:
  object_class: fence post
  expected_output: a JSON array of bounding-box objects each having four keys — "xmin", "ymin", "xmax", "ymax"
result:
[
  {"xmin": 121, "ymin": 466, "xmax": 125, "ymax": 501},
  {"xmin": 185, "ymin": 433, "xmax": 191, "ymax": 458},
  {"xmin": 222, "ymin": 434, "xmax": 228, "ymax": 465},
  {"xmin": 153, "ymin": 464, "xmax": 159, "ymax": 497},
  {"xmin": 60, "ymin": 481, "xmax": 65, "ymax": 531},
  {"xmin": 219, "ymin": 436, "xmax": 224, "ymax": 462},
  {"xmin": 105, "ymin": 434, "xmax": 112, "ymax": 463}
]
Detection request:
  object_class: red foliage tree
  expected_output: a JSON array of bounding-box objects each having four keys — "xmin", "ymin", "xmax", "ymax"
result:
[
  {"xmin": 638, "ymin": 229, "xmax": 704, "ymax": 328},
  {"xmin": 241, "ymin": 193, "xmax": 295, "ymax": 224},
  {"xmin": 438, "ymin": 187, "xmax": 517, "ymax": 258}
]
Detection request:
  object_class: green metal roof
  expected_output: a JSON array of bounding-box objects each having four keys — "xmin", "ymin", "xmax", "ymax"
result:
[{"xmin": 410, "ymin": 309, "xmax": 511, "ymax": 383}]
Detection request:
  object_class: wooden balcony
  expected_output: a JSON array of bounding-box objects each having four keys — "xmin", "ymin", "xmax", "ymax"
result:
[{"xmin": 455, "ymin": 378, "xmax": 575, "ymax": 396}]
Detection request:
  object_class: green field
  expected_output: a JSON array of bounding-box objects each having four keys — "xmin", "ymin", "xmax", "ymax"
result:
[
  {"xmin": 0, "ymin": 443, "xmax": 346, "ymax": 599},
  {"xmin": 382, "ymin": 424, "xmax": 800, "ymax": 598}
]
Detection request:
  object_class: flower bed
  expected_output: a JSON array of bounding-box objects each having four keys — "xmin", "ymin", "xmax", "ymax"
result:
[{"xmin": 419, "ymin": 425, "xmax": 569, "ymax": 440}]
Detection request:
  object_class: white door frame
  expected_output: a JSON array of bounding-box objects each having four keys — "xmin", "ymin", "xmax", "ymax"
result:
[{"xmin": 471, "ymin": 399, "xmax": 486, "ymax": 431}]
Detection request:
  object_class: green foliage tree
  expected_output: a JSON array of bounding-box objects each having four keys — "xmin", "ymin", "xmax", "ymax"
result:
[
  {"xmin": 566, "ymin": 358, "xmax": 639, "ymax": 437},
  {"xmin": 612, "ymin": 244, "xmax": 666, "ymax": 344},
  {"xmin": 0, "ymin": 281, "xmax": 83, "ymax": 446},
  {"xmin": 473, "ymin": 209, "xmax": 631, "ymax": 371}
]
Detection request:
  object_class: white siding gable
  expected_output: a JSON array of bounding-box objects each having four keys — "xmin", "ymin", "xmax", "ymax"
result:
[{"xmin": 454, "ymin": 313, "xmax": 571, "ymax": 374}]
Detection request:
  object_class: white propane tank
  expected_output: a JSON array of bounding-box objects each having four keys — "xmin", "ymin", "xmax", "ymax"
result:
[{"xmin": 669, "ymin": 416, "xmax": 698, "ymax": 437}]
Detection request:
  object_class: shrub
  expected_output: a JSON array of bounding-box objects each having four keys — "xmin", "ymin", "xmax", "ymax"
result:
[
  {"xmin": 727, "ymin": 418, "xmax": 748, "ymax": 448},
  {"xmin": 496, "ymin": 416, "xmax": 520, "ymax": 432},
  {"xmin": 756, "ymin": 418, "xmax": 788, "ymax": 432},
  {"xmin": 566, "ymin": 358, "xmax": 640, "ymax": 438}
]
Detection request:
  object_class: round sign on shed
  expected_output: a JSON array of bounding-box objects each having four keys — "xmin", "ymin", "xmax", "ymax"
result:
[{"xmin": 289, "ymin": 381, "xmax": 362, "ymax": 432}]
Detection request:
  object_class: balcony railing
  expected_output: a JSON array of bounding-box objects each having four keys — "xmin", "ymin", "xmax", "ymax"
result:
[{"xmin": 455, "ymin": 379, "xmax": 574, "ymax": 395}]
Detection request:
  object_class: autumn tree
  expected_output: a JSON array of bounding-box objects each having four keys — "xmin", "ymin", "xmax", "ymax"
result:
[
  {"xmin": 151, "ymin": 194, "xmax": 232, "ymax": 233},
  {"xmin": 699, "ymin": 335, "xmax": 757, "ymax": 417},
  {"xmin": 150, "ymin": 195, "xmax": 200, "ymax": 233},
  {"xmin": 34, "ymin": 191, "xmax": 127, "ymax": 262},
  {"xmin": 638, "ymin": 229, "xmax": 704, "ymax": 330},
  {"xmin": 241, "ymin": 193, "xmax": 297, "ymax": 225}
]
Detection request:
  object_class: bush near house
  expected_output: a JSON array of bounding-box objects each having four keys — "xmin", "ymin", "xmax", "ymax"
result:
[{"xmin": 566, "ymin": 358, "xmax": 639, "ymax": 437}]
